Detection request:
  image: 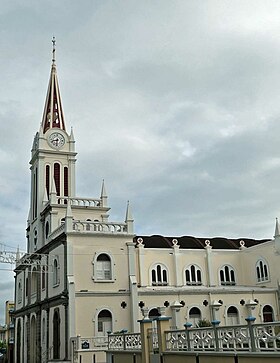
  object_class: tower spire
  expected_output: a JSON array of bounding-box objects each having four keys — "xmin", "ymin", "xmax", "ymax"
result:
[
  {"xmin": 41, "ymin": 37, "xmax": 66, "ymax": 133},
  {"xmin": 52, "ymin": 36, "xmax": 56, "ymax": 66}
]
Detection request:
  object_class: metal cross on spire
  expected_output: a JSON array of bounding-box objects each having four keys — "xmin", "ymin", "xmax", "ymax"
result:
[{"xmin": 52, "ymin": 36, "xmax": 56, "ymax": 65}]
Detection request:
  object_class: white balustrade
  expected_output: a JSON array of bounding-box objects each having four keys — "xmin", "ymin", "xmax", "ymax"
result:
[
  {"xmin": 108, "ymin": 333, "xmax": 142, "ymax": 351},
  {"xmin": 73, "ymin": 220, "xmax": 127, "ymax": 234},
  {"xmin": 57, "ymin": 197, "xmax": 102, "ymax": 207},
  {"xmin": 165, "ymin": 322, "xmax": 280, "ymax": 352}
]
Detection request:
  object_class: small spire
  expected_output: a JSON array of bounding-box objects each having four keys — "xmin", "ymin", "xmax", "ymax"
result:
[
  {"xmin": 101, "ymin": 179, "xmax": 107, "ymax": 198},
  {"xmin": 50, "ymin": 177, "xmax": 57, "ymax": 204},
  {"xmin": 52, "ymin": 36, "xmax": 56, "ymax": 66},
  {"xmin": 125, "ymin": 200, "xmax": 133, "ymax": 222},
  {"xmin": 70, "ymin": 127, "xmax": 75, "ymax": 142},
  {"xmin": 16, "ymin": 246, "xmax": 20, "ymax": 263},
  {"xmin": 69, "ymin": 127, "xmax": 75, "ymax": 152},
  {"xmin": 43, "ymin": 187, "xmax": 49, "ymax": 205},
  {"xmin": 125, "ymin": 200, "xmax": 134, "ymax": 234},
  {"xmin": 100, "ymin": 180, "xmax": 108, "ymax": 207},
  {"xmin": 65, "ymin": 200, "xmax": 73, "ymax": 232},
  {"xmin": 275, "ymin": 217, "xmax": 280, "ymax": 238}
]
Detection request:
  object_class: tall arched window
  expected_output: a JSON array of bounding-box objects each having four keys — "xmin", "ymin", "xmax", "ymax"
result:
[
  {"xmin": 189, "ymin": 307, "xmax": 201, "ymax": 327},
  {"xmin": 42, "ymin": 316, "xmax": 46, "ymax": 344},
  {"xmin": 33, "ymin": 168, "xmax": 38, "ymax": 219},
  {"xmin": 256, "ymin": 259, "xmax": 269, "ymax": 282},
  {"xmin": 54, "ymin": 163, "xmax": 60, "ymax": 196},
  {"xmin": 16, "ymin": 319, "xmax": 21, "ymax": 363},
  {"xmin": 42, "ymin": 267, "xmax": 46, "ymax": 290},
  {"xmin": 185, "ymin": 265, "xmax": 202, "ymax": 285},
  {"xmin": 30, "ymin": 315, "xmax": 36, "ymax": 363},
  {"xmin": 64, "ymin": 167, "xmax": 68, "ymax": 197},
  {"xmin": 25, "ymin": 277, "xmax": 29, "ymax": 297},
  {"xmin": 95, "ymin": 254, "xmax": 112, "ymax": 280},
  {"xmin": 18, "ymin": 280, "xmax": 22, "ymax": 304},
  {"xmin": 227, "ymin": 306, "xmax": 239, "ymax": 325},
  {"xmin": 220, "ymin": 265, "xmax": 236, "ymax": 285},
  {"xmin": 97, "ymin": 310, "xmax": 112, "ymax": 338},
  {"xmin": 151, "ymin": 264, "xmax": 168, "ymax": 286},
  {"xmin": 53, "ymin": 259, "xmax": 59, "ymax": 286},
  {"xmin": 31, "ymin": 268, "xmax": 37, "ymax": 296},
  {"xmin": 45, "ymin": 165, "xmax": 50, "ymax": 198},
  {"xmin": 262, "ymin": 305, "xmax": 274, "ymax": 322},
  {"xmin": 53, "ymin": 310, "xmax": 60, "ymax": 359}
]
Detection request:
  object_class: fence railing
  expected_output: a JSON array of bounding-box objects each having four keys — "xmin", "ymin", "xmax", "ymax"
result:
[
  {"xmin": 165, "ymin": 321, "xmax": 280, "ymax": 352},
  {"xmin": 108, "ymin": 333, "xmax": 142, "ymax": 351}
]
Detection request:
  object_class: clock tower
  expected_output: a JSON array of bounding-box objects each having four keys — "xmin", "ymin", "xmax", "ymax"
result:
[{"xmin": 28, "ymin": 39, "xmax": 77, "ymax": 253}]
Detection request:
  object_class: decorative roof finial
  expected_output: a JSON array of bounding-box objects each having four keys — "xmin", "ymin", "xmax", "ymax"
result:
[{"xmin": 52, "ymin": 36, "xmax": 56, "ymax": 65}]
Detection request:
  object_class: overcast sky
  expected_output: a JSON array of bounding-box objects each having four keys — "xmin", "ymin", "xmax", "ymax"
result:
[{"xmin": 1, "ymin": 0, "xmax": 280, "ymax": 323}]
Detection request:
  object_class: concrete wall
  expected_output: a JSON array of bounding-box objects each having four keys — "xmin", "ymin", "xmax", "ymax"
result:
[
  {"xmin": 107, "ymin": 351, "xmax": 142, "ymax": 363},
  {"xmin": 107, "ymin": 351, "xmax": 280, "ymax": 363}
]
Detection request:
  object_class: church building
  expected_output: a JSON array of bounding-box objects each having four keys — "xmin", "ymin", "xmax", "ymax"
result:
[{"xmin": 13, "ymin": 44, "xmax": 280, "ymax": 363}]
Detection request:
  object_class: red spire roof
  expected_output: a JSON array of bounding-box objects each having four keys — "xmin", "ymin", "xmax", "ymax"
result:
[{"xmin": 41, "ymin": 38, "xmax": 66, "ymax": 133}]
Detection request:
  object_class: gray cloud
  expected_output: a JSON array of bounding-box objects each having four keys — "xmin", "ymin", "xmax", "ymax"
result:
[{"xmin": 1, "ymin": 0, "xmax": 280, "ymax": 320}]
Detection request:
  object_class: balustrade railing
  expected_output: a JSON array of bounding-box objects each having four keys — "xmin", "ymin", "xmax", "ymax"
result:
[
  {"xmin": 45, "ymin": 219, "xmax": 128, "ymax": 243},
  {"xmin": 165, "ymin": 322, "xmax": 280, "ymax": 352},
  {"xmin": 108, "ymin": 333, "xmax": 142, "ymax": 351},
  {"xmin": 57, "ymin": 197, "xmax": 102, "ymax": 207},
  {"xmin": 73, "ymin": 220, "xmax": 127, "ymax": 234}
]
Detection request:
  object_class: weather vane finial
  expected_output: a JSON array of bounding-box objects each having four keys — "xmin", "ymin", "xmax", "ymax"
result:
[{"xmin": 52, "ymin": 36, "xmax": 56, "ymax": 65}]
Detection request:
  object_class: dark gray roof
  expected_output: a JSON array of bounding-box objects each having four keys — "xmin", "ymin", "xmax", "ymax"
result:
[{"xmin": 134, "ymin": 235, "xmax": 270, "ymax": 249}]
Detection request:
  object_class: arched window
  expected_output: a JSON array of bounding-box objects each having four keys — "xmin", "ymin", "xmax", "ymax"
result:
[
  {"xmin": 30, "ymin": 316, "xmax": 36, "ymax": 363},
  {"xmin": 256, "ymin": 259, "xmax": 269, "ymax": 282},
  {"xmin": 149, "ymin": 308, "xmax": 161, "ymax": 320},
  {"xmin": 18, "ymin": 280, "xmax": 22, "ymax": 304},
  {"xmin": 95, "ymin": 254, "xmax": 112, "ymax": 280},
  {"xmin": 54, "ymin": 163, "xmax": 60, "ymax": 196},
  {"xmin": 227, "ymin": 306, "xmax": 239, "ymax": 325},
  {"xmin": 97, "ymin": 310, "xmax": 112, "ymax": 337},
  {"xmin": 64, "ymin": 167, "xmax": 68, "ymax": 197},
  {"xmin": 262, "ymin": 305, "xmax": 274, "ymax": 322},
  {"xmin": 53, "ymin": 310, "xmax": 60, "ymax": 359},
  {"xmin": 33, "ymin": 168, "xmax": 38, "ymax": 219},
  {"xmin": 86, "ymin": 219, "xmax": 92, "ymax": 231},
  {"xmin": 220, "ymin": 265, "xmax": 236, "ymax": 285},
  {"xmin": 25, "ymin": 277, "xmax": 29, "ymax": 297},
  {"xmin": 31, "ymin": 268, "xmax": 37, "ymax": 295},
  {"xmin": 16, "ymin": 319, "xmax": 21, "ymax": 363},
  {"xmin": 151, "ymin": 264, "xmax": 168, "ymax": 286},
  {"xmin": 42, "ymin": 316, "xmax": 46, "ymax": 344},
  {"xmin": 45, "ymin": 165, "xmax": 50, "ymax": 198},
  {"xmin": 42, "ymin": 267, "xmax": 46, "ymax": 290},
  {"xmin": 185, "ymin": 265, "xmax": 202, "ymax": 285},
  {"xmin": 53, "ymin": 259, "xmax": 59, "ymax": 286},
  {"xmin": 33, "ymin": 229, "xmax": 37, "ymax": 251},
  {"xmin": 45, "ymin": 221, "xmax": 49, "ymax": 239},
  {"xmin": 189, "ymin": 307, "xmax": 201, "ymax": 327}
]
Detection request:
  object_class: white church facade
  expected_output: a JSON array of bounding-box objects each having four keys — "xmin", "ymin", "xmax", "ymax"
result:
[{"xmin": 13, "ymin": 46, "xmax": 280, "ymax": 363}]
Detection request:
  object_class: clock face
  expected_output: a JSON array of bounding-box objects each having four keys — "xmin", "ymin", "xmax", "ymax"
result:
[{"xmin": 48, "ymin": 132, "xmax": 65, "ymax": 149}]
